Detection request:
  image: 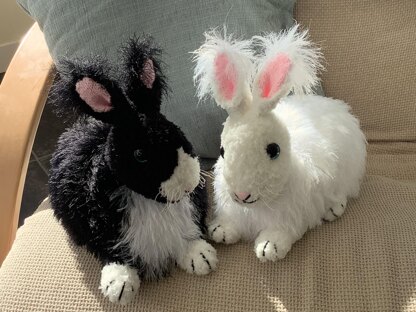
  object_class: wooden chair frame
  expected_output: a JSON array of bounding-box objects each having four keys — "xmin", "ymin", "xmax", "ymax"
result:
[{"xmin": 0, "ymin": 23, "xmax": 54, "ymax": 265}]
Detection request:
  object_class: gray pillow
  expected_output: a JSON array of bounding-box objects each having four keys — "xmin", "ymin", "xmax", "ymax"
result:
[{"xmin": 17, "ymin": 0, "xmax": 304, "ymax": 166}]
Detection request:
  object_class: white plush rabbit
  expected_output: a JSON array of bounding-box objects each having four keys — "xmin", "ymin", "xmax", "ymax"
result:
[{"xmin": 193, "ymin": 25, "xmax": 366, "ymax": 262}]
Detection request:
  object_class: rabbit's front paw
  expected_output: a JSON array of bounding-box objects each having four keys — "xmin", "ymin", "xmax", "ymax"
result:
[
  {"xmin": 254, "ymin": 231, "xmax": 293, "ymax": 262},
  {"xmin": 100, "ymin": 263, "xmax": 140, "ymax": 305},
  {"xmin": 178, "ymin": 239, "xmax": 218, "ymax": 275},
  {"xmin": 208, "ymin": 223, "xmax": 240, "ymax": 244},
  {"xmin": 322, "ymin": 201, "xmax": 347, "ymax": 222},
  {"xmin": 255, "ymin": 239, "xmax": 291, "ymax": 262}
]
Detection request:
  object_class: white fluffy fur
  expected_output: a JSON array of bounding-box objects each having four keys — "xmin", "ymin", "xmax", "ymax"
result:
[
  {"xmin": 160, "ymin": 147, "xmax": 200, "ymax": 202},
  {"xmin": 211, "ymin": 95, "xmax": 366, "ymax": 260},
  {"xmin": 193, "ymin": 25, "xmax": 367, "ymax": 261},
  {"xmin": 192, "ymin": 29, "xmax": 254, "ymax": 112},
  {"xmin": 252, "ymin": 25, "xmax": 323, "ymax": 110},
  {"xmin": 115, "ymin": 190, "xmax": 217, "ymax": 279},
  {"xmin": 177, "ymin": 239, "xmax": 218, "ymax": 275},
  {"xmin": 100, "ymin": 263, "xmax": 140, "ymax": 305},
  {"xmin": 193, "ymin": 25, "xmax": 322, "ymax": 115}
]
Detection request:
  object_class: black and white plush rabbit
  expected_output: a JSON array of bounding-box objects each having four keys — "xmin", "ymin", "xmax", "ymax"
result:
[
  {"xmin": 193, "ymin": 25, "xmax": 366, "ymax": 262},
  {"xmin": 49, "ymin": 37, "xmax": 217, "ymax": 305}
]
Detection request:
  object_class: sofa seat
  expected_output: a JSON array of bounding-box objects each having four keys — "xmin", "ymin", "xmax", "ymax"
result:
[{"xmin": 1, "ymin": 147, "xmax": 415, "ymax": 311}]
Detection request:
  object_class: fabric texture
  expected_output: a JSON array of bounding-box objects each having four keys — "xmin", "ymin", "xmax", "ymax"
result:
[
  {"xmin": 1, "ymin": 157, "xmax": 416, "ymax": 311},
  {"xmin": 16, "ymin": 0, "xmax": 299, "ymax": 162},
  {"xmin": 294, "ymin": 0, "xmax": 416, "ymax": 142}
]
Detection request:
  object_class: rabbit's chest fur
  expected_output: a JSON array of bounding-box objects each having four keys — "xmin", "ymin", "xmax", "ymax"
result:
[
  {"xmin": 214, "ymin": 170, "xmax": 330, "ymax": 241},
  {"xmin": 116, "ymin": 189, "xmax": 201, "ymax": 278}
]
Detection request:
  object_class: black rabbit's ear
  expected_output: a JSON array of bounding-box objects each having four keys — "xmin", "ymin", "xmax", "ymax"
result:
[
  {"xmin": 121, "ymin": 35, "xmax": 168, "ymax": 114},
  {"xmin": 51, "ymin": 58, "xmax": 129, "ymax": 123},
  {"xmin": 75, "ymin": 77, "xmax": 112, "ymax": 113}
]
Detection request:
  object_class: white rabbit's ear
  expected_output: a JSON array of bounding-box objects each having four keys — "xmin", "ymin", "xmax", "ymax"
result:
[
  {"xmin": 252, "ymin": 25, "xmax": 323, "ymax": 113},
  {"xmin": 193, "ymin": 30, "xmax": 254, "ymax": 114}
]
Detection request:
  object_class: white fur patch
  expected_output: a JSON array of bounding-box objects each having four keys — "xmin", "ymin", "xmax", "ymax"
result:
[
  {"xmin": 177, "ymin": 239, "xmax": 218, "ymax": 275},
  {"xmin": 100, "ymin": 263, "xmax": 140, "ymax": 305},
  {"xmin": 116, "ymin": 190, "xmax": 202, "ymax": 280},
  {"xmin": 254, "ymin": 229, "xmax": 293, "ymax": 262},
  {"xmin": 208, "ymin": 223, "xmax": 241, "ymax": 245},
  {"xmin": 160, "ymin": 147, "xmax": 200, "ymax": 203}
]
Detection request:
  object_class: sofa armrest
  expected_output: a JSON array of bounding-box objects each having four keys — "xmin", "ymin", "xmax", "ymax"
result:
[{"xmin": 0, "ymin": 23, "xmax": 54, "ymax": 265}]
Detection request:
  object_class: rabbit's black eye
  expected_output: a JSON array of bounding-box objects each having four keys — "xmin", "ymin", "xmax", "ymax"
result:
[
  {"xmin": 133, "ymin": 149, "xmax": 147, "ymax": 163},
  {"xmin": 266, "ymin": 143, "xmax": 280, "ymax": 160},
  {"xmin": 220, "ymin": 146, "xmax": 224, "ymax": 158}
]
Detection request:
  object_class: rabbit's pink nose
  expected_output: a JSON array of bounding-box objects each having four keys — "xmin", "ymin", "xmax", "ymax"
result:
[{"xmin": 235, "ymin": 192, "xmax": 251, "ymax": 201}]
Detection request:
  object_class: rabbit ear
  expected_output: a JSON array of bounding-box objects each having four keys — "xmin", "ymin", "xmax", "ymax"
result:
[
  {"xmin": 75, "ymin": 77, "xmax": 112, "ymax": 113},
  {"xmin": 121, "ymin": 36, "xmax": 168, "ymax": 114},
  {"xmin": 193, "ymin": 30, "xmax": 254, "ymax": 114},
  {"xmin": 252, "ymin": 25, "xmax": 323, "ymax": 113},
  {"xmin": 51, "ymin": 58, "xmax": 130, "ymax": 123}
]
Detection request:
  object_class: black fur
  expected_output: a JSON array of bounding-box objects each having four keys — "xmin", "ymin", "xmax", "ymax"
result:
[{"xmin": 48, "ymin": 37, "xmax": 207, "ymax": 280}]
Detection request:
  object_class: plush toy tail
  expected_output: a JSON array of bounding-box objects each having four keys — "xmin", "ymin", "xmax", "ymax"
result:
[
  {"xmin": 252, "ymin": 24, "xmax": 323, "ymax": 112},
  {"xmin": 192, "ymin": 29, "xmax": 254, "ymax": 113}
]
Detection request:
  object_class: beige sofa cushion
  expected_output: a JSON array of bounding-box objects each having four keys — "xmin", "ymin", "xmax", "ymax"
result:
[
  {"xmin": 295, "ymin": 1, "xmax": 416, "ymax": 142},
  {"xmin": 1, "ymin": 151, "xmax": 416, "ymax": 311}
]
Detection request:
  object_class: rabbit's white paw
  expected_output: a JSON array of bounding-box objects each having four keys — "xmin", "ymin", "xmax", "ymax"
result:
[
  {"xmin": 208, "ymin": 223, "xmax": 241, "ymax": 244},
  {"xmin": 323, "ymin": 201, "xmax": 347, "ymax": 222},
  {"xmin": 255, "ymin": 239, "xmax": 292, "ymax": 262},
  {"xmin": 178, "ymin": 239, "xmax": 218, "ymax": 275},
  {"xmin": 254, "ymin": 231, "xmax": 293, "ymax": 262},
  {"xmin": 100, "ymin": 263, "xmax": 140, "ymax": 305}
]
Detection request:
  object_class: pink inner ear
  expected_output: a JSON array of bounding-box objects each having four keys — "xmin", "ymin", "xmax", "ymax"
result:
[
  {"xmin": 259, "ymin": 53, "xmax": 291, "ymax": 99},
  {"xmin": 214, "ymin": 52, "xmax": 237, "ymax": 101},
  {"xmin": 141, "ymin": 59, "xmax": 156, "ymax": 89},
  {"xmin": 75, "ymin": 77, "xmax": 112, "ymax": 112}
]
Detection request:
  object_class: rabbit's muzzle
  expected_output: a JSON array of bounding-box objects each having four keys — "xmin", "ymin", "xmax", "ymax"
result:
[{"xmin": 159, "ymin": 148, "xmax": 200, "ymax": 203}]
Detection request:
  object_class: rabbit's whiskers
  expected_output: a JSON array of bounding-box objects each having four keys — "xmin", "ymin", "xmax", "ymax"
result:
[
  {"xmin": 199, "ymin": 175, "xmax": 207, "ymax": 188},
  {"xmin": 201, "ymin": 170, "xmax": 215, "ymax": 179},
  {"xmin": 257, "ymin": 188, "xmax": 276, "ymax": 211}
]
